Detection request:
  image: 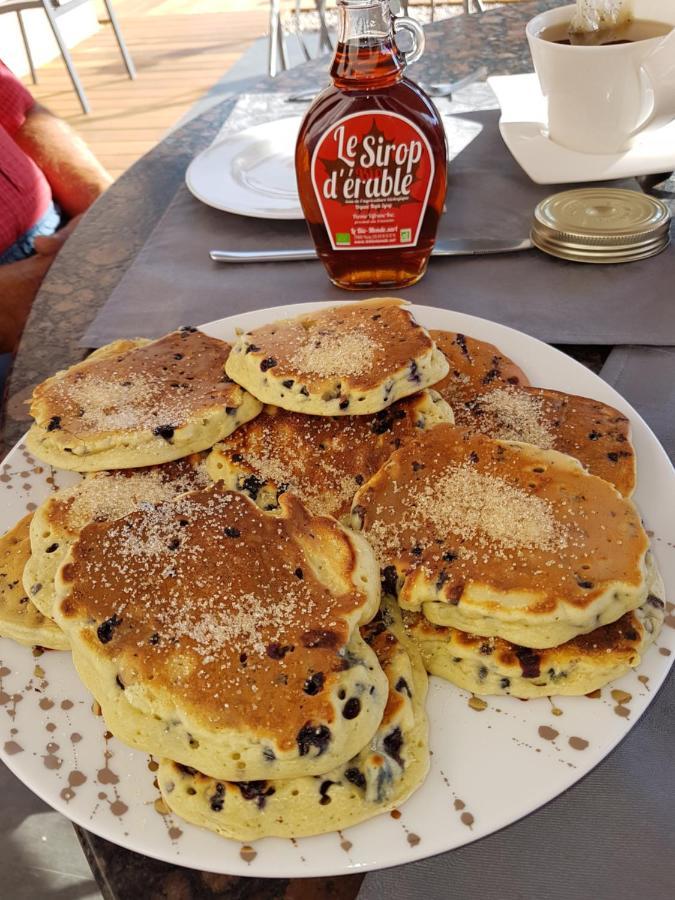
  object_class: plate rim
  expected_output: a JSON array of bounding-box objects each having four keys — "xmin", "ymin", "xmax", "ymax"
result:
[{"xmin": 1, "ymin": 300, "xmax": 673, "ymax": 878}]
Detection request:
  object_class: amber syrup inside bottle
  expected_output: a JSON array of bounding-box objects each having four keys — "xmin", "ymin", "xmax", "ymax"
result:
[{"xmin": 295, "ymin": 0, "xmax": 447, "ymax": 290}]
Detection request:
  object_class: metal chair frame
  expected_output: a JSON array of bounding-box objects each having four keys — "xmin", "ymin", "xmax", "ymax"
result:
[
  {"xmin": 0, "ymin": 0, "xmax": 136, "ymax": 114},
  {"xmin": 268, "ymin": 0, "xmax": 485, "ymax": 78}
]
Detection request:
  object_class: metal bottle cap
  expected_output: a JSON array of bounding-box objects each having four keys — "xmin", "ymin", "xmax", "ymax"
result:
[{"xmin": 531, "ymin": 188, "xmax": 671, "ymax": 264}]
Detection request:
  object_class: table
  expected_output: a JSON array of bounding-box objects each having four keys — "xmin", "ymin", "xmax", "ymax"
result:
[{"xmin": 2, "ymin": 3, "xmax": 673, "ymax": 898}]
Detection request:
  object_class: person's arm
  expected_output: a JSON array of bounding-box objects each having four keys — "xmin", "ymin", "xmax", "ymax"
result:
[
  {"xmin": 0, "ymin": 253, "xmax": 53, "ymax": 353},
  {"xmin": 13, "ymin": 103, "xmax": 113, "ymax": 217}
]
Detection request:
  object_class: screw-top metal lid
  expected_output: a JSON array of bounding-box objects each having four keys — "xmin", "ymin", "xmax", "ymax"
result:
[{"xmin": 531, "ymin": 188, "xmax": 671, "ymax": 264}]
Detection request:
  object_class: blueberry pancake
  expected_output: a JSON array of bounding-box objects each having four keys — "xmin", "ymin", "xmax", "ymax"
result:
[
  {"xmin": 454, "ymin": 386, "xmax": 636, "ymax": 497},
  {"xmin": 206, "ymin": 390, "xmax": 453, "ymax": 520},
  {"xmin": 407, "ymin": 552, "xmax": 665, "ymax": 698},
  {"xmin": 225, "ymin": 299, "xmax": 449, "ymax": 416},
  {"xmin": 157, "ymin": 598, "xmax": 429, "ymax": 839},
  {"xmin": 0, "ymin": 514, "xmax": 68, "ymax": 650},
  {"xmin": 430, "ymin": 329, "xmax": 530, "ymax": 409},
  {"xmin": 26, "ymin": 330, "xmax": 262, "ymax": 471},
  {"xmin": 350, "ymin": 424, "xmax": 649, "ymax": 649},
  {"xmin": 53, "ymin": 485, "xmax": 387, "ymax": 781},
  {"xmin": 23, "ymin": 454, "xmax": 211, "ymax": 621}
]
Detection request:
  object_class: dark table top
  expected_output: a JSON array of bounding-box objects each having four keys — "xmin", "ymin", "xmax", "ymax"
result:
[{"xmin": 6, "ymin": 2, "xmax": 657, "ymax": 898}]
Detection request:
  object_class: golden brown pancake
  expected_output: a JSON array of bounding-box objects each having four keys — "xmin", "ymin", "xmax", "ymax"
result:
[
  {"xmin": 206, "ymin": 389, "xmax": 453, "ymax": 520},
  {"xmin": 430, "ymin": 329, "xmax": 530, "ymax": 409},
  {"xmin": 54, "ymin": 485, "xmax": 388, "ymax": 781},
  {"xmin": 407, "ymin": 553, "xmax": 665, "ymax": 697},
  {"xmin": 453, "ymin": 385, "xmax": 635, "ymax": 497},
  {"xmin": 26, "ymin": 330, "xmax": 262, "ymax": 471},
  {"xmin": 24, "ymin": 454, "xmax": 211, "ymax": 621},
  {"xmin": 0, "ymin": 514, "xmax": 68, "ymax": 650},
  {"xmin": 225, "ymin": 299, "xmax": 449, "ymax": 416},
  {"xmin": 157, "ymin": 598, "xmax": 429, "ymax": 839},
  {"xmin": 351, "ymin": 424, "xmax": 649, "ymax": 648}
]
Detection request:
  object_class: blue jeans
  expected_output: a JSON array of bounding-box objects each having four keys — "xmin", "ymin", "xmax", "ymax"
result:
[{"xmin": 0, "ymin": 202, "xmax": 63, "ymax": 265}]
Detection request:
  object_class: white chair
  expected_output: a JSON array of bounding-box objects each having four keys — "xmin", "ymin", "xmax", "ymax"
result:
[{"xmin": 0, "ymin": 0, "xmax": 136, "ymax": 114}]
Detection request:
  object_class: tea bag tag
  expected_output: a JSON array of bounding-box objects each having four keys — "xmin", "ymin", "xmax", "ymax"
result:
[{"xmin": 389, "ymin": 0, "xmax": 401, "ymax": 16}]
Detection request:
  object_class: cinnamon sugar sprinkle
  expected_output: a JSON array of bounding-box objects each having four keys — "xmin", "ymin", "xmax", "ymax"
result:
[
  {"xmin": 467, "ymin": 388, "xmax": 555, "ymax": 449},
  {"xmin": 367, "ymin": 463, "xmax": 569, "ymax": 564},
  {"xmin": 289, "ymin": 332, "xmax": 378, "ymax": 378}
]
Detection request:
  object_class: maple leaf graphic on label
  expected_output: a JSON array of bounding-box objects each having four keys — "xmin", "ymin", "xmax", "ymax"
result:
[{"xmin": 318, "ymin": 116, "xmax": 424, "ymax": 208}]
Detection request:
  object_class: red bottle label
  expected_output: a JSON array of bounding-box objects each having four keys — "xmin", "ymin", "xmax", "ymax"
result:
[{"xmin": 310, "ymin": 111, "xmax": 435, "ymax": 252}]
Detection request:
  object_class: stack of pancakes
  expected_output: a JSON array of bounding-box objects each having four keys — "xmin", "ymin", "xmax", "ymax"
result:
[{"xmin": 0, "ymin": 298, "xmax": 665, "ymax": 841}]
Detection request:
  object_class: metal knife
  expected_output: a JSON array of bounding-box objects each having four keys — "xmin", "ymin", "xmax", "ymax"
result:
[{"xmin": 209, "ymin": 238, "xmax": 532, "ymax": 263}]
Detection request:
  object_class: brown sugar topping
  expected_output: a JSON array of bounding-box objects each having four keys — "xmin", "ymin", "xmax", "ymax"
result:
[
  {"xmin": 354, "ymin": 424, "xmax": 648, "ymax": 614},
  {"xmin": 58, "ymin": 485, "xmax": 372, "ymax": 746},
  {"xmin": 411, "ymin": 463, "xmax": 564, "ymax": 552},
  {"xmin": 464, "ymin": 388, "xmax": 555, "ymax": 449},
  {"xmin": 56, "ymin": 456, "xmax": 210, "ymax": 530},
  {"xmin": 240, "ymin": 299, "xmax": 435, "ymax": 391},
  {"xmin": 31, "ymin": 330, "xmax": 245, "ymax": 437},
  {"xmin": 212, "ymin": 392, "xmax": 443, "ymax": 518},
  {"xmin": 289, "ymin": 332, "xmax": 379, "ymax": 378},
  {"xmin": 455, "ymin": 385, "xmax": 635, "ymax": 497}
]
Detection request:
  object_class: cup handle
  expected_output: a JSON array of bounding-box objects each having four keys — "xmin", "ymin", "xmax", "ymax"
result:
[
  {"xmin": 393, "ymin": 16, "xmax": 425, "ymax": 66},
  {"xmin": 635, "ymin": 35, "xmax": 675, "ymax": 134}
]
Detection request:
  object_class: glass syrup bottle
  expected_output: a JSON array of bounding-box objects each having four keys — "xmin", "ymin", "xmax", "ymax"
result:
[{"xmin": 295, "ymin": 0, "xmax": 447, "ymax": 290}]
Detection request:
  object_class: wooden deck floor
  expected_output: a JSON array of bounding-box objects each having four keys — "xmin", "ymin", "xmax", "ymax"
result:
[{"xmin": 18, "ymin": 0, "xmax": 269, "ymax": 179}]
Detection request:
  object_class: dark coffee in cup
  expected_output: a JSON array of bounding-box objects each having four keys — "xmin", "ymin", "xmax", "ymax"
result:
[{"xmin": 539, "ymin": 18, "xmax": 672, "ymax": 46}]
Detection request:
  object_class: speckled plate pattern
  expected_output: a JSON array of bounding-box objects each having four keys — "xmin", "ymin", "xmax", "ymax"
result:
[{"xmin": 1, "ymin": 303, "xmax": 673, "ymax": 877}]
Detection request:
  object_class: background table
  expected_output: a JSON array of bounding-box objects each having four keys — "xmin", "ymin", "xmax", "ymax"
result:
[{"xmin": 2, "ymin": 2, "xmax": 674, "ymax": 898}]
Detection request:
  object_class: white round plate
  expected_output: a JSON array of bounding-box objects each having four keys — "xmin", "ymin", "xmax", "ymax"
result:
[
  {"xmin": 185, "ymin": 117, "xmax": 304, "ymax": 219},
  {"xmin": 1, "ymin": 302, "xmax": 673, "ymax": 878}
]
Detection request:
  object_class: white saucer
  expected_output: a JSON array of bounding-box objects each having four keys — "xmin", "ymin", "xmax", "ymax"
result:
[
  {"xmin": 488, "ymin": 73, "xmax": 675, "ymax": 184},
  {"xmin": 186, "ymin": 116, "xmax": 303, "ymax": 219}
]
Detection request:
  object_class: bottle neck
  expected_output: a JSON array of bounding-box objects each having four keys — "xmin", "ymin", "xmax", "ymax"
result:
[{"xmin": 330, "ymin": 0, "xmax": 404, "ymax": 89}]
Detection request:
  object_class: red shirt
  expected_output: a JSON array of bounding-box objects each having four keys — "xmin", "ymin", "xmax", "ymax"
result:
[{"xmin": 0, "ymin": 61, "xmax": 52, "ymax": 254}]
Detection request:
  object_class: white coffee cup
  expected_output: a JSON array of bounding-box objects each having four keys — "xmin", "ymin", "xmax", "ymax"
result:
[{"xmin": 526, "ymin": 1, "xmax": 675, "ymax": 154}]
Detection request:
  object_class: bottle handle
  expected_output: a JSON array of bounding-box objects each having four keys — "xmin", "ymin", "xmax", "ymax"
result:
[{"xmin": 393, "ymin": 15, "xmax": 425, "ymax": 67}]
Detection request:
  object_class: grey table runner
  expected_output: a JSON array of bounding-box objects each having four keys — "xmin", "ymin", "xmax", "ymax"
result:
[
  {"xmin": 82, "ymin": 93, "xmax": 675, "ymax": 348},
  {"xmin": 357, "ymin": 344, "xmax": 675, "ymax": 900}
]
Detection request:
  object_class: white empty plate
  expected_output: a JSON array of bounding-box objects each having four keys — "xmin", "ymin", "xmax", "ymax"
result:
[
  {"xmin": 488, "ymin": 73, "xmax": 675, "ymax": 185},
  {"xmin": 186, "ymin": 116, "xmax": 304, "ymax": 219}
]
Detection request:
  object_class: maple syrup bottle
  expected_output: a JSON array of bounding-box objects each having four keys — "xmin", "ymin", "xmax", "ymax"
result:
[{"xmin": 295, "ymin": 0, "xmax": 447, "ymax": 290}]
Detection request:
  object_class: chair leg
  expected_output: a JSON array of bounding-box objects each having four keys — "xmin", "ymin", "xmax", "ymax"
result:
[
  {"xmin": 277, "ymin": 16, "xmax": 289, "ymax": 72},
  {"xmin": 268, "ymin": 0, "xmax": 280, "ymax": 77},
  {"xmin": 294, "ymin": 0, "xmax": 312, "ymax": 62},
  {"xmin": 17, "ymin": 11, "xmax": 38, "ymax": 84},
  {"xmin": 101, "ymin": 0, "xmax": 136, "ymax": 79},
  {"xmin": 41, "ymin": 0, "xmax": 90, "ymax": 113},
  {"xmin": 315, "ymin": 0, "xmax": 332, "ymax": 53}
]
